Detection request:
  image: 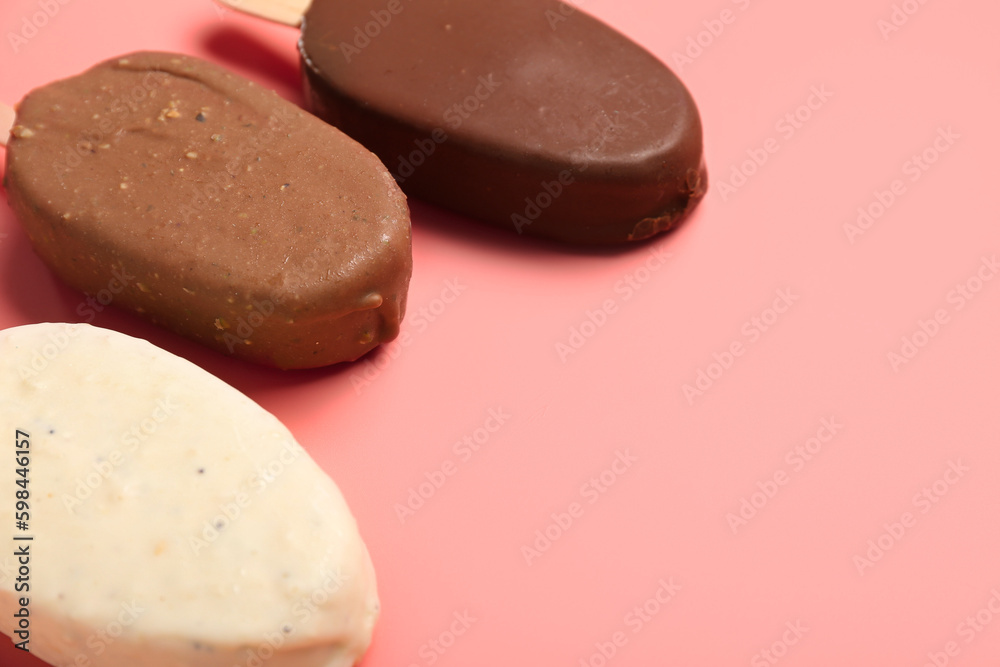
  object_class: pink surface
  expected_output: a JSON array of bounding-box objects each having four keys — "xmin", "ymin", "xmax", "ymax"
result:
[{"xmin": 1, "ymin": 0, "xmax": 999, "ymax": 665}]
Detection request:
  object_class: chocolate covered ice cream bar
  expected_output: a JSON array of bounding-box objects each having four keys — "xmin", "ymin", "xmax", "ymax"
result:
[
  {"xmin": 218, "ymin": 0, "xmax": 706, "ymax": 245},
  {"xmin": 297, "ymin": 0, "xmax": 707, "ymax": 245},
  {"xmin": 0, "ymin": 322, "xmax": 380, "ymax": 667},
  {"xmin": 3, "ymin": 52, "xmax": 411, "ymax": 369}
]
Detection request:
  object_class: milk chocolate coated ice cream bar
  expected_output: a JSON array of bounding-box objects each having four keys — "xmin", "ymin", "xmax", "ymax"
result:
[{"xmin": 4, "ymin": 52, "xmax": 411, "ymax": 369}]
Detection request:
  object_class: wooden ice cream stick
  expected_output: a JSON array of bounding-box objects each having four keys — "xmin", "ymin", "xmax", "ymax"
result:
[
  {"xmin": 1, "ymin": 102, "xmax": 16, "ymax": 148},
  {"xmin": 214, "ymin": 0, "xmax": 311, "ymax": 26}
]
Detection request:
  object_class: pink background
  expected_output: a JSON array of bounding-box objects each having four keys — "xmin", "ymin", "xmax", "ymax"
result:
[{"xmin": 2, "ymin": 0, "xmax": 999, "ymax": 665}]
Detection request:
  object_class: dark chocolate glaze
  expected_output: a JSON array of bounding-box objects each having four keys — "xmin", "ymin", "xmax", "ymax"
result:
[
  {"xmin": 299, "ymin": 0, "xmax": 706, "ymax": 245},
  {"xmin": 5, "ymin": 52, "xmax": 412, "ymax": 369}
]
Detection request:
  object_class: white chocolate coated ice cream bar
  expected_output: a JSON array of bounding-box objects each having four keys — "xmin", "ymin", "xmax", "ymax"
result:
[{"xmin": 0, "ymin": 323, "xmax": 379, "ymax": 667}]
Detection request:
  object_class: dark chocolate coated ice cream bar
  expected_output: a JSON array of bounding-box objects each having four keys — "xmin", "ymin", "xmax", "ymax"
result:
[{"xmin": 223, "ymin": 0, "xmax": 707, "ymax": 245}]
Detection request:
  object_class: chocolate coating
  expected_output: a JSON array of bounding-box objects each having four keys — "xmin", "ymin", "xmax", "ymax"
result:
[
  {"xmin": 4, "ymin": 51, "xmax": 411, "ymax": 369},
  {"xmin": 299, "ymin": 0, "xmax": 706, "ymax": 245}
]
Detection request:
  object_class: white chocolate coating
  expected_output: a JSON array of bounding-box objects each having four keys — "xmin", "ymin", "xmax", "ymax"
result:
[{"xmin": 0, "ymin": 323, "xmax": 379, "ymax": 667}]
